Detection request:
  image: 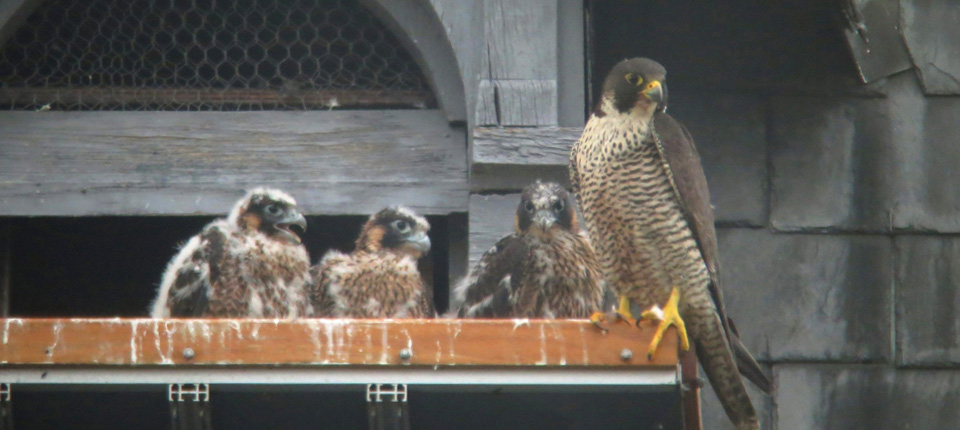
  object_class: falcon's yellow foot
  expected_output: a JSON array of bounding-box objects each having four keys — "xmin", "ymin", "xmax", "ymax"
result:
[
  {"xmin": 641, "ymin": 287, "xmax": 690, "ymax": 360},
  {"xmin": 590, "ymin": 296, "xmax": 634, "ymax": 332}
]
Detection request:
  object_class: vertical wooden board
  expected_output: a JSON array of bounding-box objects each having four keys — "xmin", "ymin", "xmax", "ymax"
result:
[
  {"xmin": 557, "ymin": 0, "xmax": 586, "ymax": 127},
  {"xmin": 475, "ymin": 79, "xmax": 499, "ymax": 126},
  {"xmin": 497, "ymin": 80, "xmax": 558, "ymax": 126},
  {"xmin": 482, "ymin": 0, "xmax": 558, "ymax": 80},
  {"xmin": 467, "ymin": 194, "xmax": 520, "ymax": 268}
]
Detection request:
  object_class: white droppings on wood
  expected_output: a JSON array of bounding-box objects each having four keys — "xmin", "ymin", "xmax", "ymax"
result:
[
  {"xmin": 228, "ymin": 320, "xmax": 243, "ymax": 340},
  {"xmin": 549, "ymin": 322, "xmax": 567, "ymax": 366},
  {"xmin": 153, "ymin": 321, "xmax": 173, "ymax": 365},
  {"xmin": 579, "ymin": 324, "xmax": 590, "ymax": 365},
  {"xmin": 435, "ymin": 340, "xmax": 442, "ymax": 365},
  {"xmin": 512, "ymin": 318, "xmax": 530, "ymax": 331},
  {"xmin": 402, "ymin": 328, "xmax": 413, "ymax": 356},
  {"xmin": 305, "ymin": 319, "xmax": 325, "ymax": 363},
  {"xmin": 250, "ymin": 322, "xmax": 261, "ymax": 340},
  {"xmin": 446, "ymin": 320, "xmax": 461, "ymax": 360},
  {"xmin": 129, "ymin": 320, "xmax": 140, "ymax": 364},
  {"xmin": 379, "ymin": 321, "xmax": 390, "ymax": 365},
  {"xmin": 535, "ymin": 324, "xmax": 548, "ymax": 366},
  {"xmin": 46, "ymin": 321, "xmax": 64, "ymax": 361},
  {"xmin": 3, "ymin": 318, "xmax": 23, "ymax": 345}
]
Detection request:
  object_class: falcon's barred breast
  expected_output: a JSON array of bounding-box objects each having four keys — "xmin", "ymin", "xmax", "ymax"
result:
[
  {"xmin": 452, "ymin": 181, "xmax": 605, "ymax": 319},
  {"xmin": 311, "ymin": 206, "xmax": 435, "ymax": 318},
  {"xmin": 570, "ymin": 58, "xmax": 771, "ymax": 430},
  {"xmin": 150, "ymin": 188, "xmax": 311, "ymax": 318}
]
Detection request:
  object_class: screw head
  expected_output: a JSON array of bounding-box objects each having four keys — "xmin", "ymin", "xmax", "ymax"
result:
[
  {"xmin": 182, "ymin": 348, "xmax": 196, "ymax": 360},
  {"xmin": 399, "ymin": 348, "xmax": 413, "ymax": 362},
  {"xmin": 620, "ymin": 348, "xmax": 633, "ymax": 361}
]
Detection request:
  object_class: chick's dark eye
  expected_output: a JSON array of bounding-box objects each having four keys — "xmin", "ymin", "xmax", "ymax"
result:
[
  {"xmin": 553, "ymin": 200, "xmax": 565, "ymax": 212},
  {"xmin": 392, "ymin": 220, "xmax": 409, "ymax": 232},
  {"xmin": 265, "ymin": 205, "xmax": 280, "ymax": 216},
  {"xmin": 524, "ymin": 201, "xmax": 535, "ymax": 213}
]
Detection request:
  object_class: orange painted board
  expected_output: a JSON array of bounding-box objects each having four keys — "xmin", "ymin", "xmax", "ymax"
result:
[{"xmin": 0, "ymin": 318, "xmax": 678, "ymax": 367}]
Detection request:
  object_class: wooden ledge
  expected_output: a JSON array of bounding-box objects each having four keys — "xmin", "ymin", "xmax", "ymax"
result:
[{"xmin": 0, "ymin": 318, "xmax": 678, "ymax": 368}]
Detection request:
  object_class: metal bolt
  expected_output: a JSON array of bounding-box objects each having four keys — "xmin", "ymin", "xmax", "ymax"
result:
[
  {"xmin": 620, "ymin": 348, "xmax": 633, "ymax": 361},
  {"xmin": 399, "ymin": 348, "xmax": 412, "ymax": 362},
  {"xmin": 182, "ymin": 348, "xmax": 196, "ymax": 360}
]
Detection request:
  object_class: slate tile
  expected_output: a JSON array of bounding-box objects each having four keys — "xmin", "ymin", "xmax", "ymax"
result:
[{"xmin": 717, "ymin": 228, "xmax": 893, "ymax": 362}]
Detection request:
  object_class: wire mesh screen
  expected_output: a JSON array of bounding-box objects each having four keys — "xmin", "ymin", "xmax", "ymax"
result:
[{"xmin": 0, "ymin": 0, "xmax": 434, "ymax": 111}]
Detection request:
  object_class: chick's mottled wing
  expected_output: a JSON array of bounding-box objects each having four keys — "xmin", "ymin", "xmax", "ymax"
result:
[
  {"xmin": 455, "ymin": 234, "xmax": 529, "ymax": 318},
  {"xmin": 654, "ymin": 112, "xmax": 772, "ymax": 393},
  {"xmin": 158, "ymin": 225, "xmax": 227, "ymax": 317}
]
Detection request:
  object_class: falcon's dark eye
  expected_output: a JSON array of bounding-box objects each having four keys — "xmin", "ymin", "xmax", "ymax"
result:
[
  {"xmin": 625, "ymin": 73, "xmax": 642, "ymax": 86},
  {"xmin": 391, "ymin": 219, "xmax": 410, "ymax": 233},
  {"xmin": 523, "ymin": 201, "xmax": 536, "ymax": 213},
  {"xmin": 553, "ymin": 199, "xmax": 565, "ymax": 213},
  {"xmin": 264, "ymin": 204, "xmax": 281, "ymax": 216}
]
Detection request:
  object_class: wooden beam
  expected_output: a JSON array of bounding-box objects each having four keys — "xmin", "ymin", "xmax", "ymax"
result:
[
  {"xmin": 0, "ymin": 318, "xmax": 679, "ymax": 367},
  {"xmin": 0, "ymin": 110, "xmax": 467, "ymax": 216},
  {"xmin": 0, "ymin": 88, "xmax": 432, "ymax": 110},
  {"xmin": 471, "ymin": 126, "xmax": 580, "ymax": 191},
  {"xmin": 467, "ymin": 193, "xmax": 517, "ymax": 268}
]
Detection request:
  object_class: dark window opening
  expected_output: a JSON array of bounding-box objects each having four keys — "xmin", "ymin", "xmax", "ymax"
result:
[
  {"xmin": 588, "ymin": 0, "xmax": 859, "ymax": 105},
  {"xmin": 4, "ymin": 215, "xmax": 450, "ymax": 317},
  {"xmin": 0, "ymin": 0, "xmax": 434, "ymax": 111}
]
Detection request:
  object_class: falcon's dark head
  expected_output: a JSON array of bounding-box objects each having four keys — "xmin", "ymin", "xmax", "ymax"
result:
[
  {"xmin": 515, "ymin": 181, "xmax": 578, "ymax": 238},
  {"xmin": 598, "ymin": 57, "xmax": 668, "ymax": 117},
  {"xmin": 357, "ymin": 206, "xmax": 431, "ymax": 258},
  {"xmin": 230, "ymin": 187, "xmax": 307, "ymax": 245}
]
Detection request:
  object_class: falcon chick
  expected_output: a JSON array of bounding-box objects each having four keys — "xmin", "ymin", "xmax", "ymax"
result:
[
  {"xmin": 452, "ymin": 181, "xmax": 605, "ymax": 319},
  {"xmin": 150, "ymin": 188, "xmax": 311, "ymax": 318},
  {"xmin": 570, "ymin": 58, "xmax": 771, "ymax": 429},
  {"xmin": 311, "ymin": 206, "xmax": 435, "ymax": 318}
]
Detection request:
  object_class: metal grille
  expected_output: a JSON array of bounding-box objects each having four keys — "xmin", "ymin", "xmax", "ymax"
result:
[{"xmin": 0, "ymin": 0, "xmax": 433, "ymax": 111}]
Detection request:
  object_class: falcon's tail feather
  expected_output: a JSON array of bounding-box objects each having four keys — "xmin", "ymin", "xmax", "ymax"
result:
[{"xmin": 728, "ymin": 317, "xmax": 774, "ymax": 394}]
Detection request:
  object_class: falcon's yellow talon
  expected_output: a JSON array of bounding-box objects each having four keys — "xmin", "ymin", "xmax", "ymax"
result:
[{"xmin": 646, "ymin": 287, "xmax": 690, "ymax": 359}]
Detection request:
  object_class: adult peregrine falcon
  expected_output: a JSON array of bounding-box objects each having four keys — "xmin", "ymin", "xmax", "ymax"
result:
[
  {"xmin": 311, "ymin": 206, "xmax": 435, "ymax": 318},
  {"xmin": 452, "ymin": 181, "xmax": 605, "ymax": 318},
  {"xmin": 151, "ymin": 188, "xmax": 311, "ymax": 318},
  {"xmin": 569, "ymin": 58, "xmax": 772, "ymax": 429}
]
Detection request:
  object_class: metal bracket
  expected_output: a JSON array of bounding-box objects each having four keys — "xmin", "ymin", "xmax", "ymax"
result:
[
  {"xmin": 0, "ymin": 383, "xmax": 11, "ymax": 430},
  {"xmin": 168, "ymin": 383, "xmax": 211, "ymax": 430},
  {"xmin": 168, "ymin": 383, "xmax": 210, "ymax": 402},
  {"xmin": 366, "ymin": 384, "xmax": 410, "ymax": 430}
]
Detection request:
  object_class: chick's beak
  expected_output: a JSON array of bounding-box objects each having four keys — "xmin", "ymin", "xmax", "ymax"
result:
[
  {"xmin": 533, "ymin": 210, "xmax": 555, "ymax": 231},
  {"xmin": 405, "ymin": 231, "xmax": 431, "ymax": 254},
  {"xmin": 642, "ymin": 80, "xmax": 663, "ymax": 103},
  {"xmin": 276, "ymin": 211, "xmax": 307, "ymax": 244}
]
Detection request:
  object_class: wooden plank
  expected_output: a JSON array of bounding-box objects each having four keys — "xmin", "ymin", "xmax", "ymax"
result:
[
  {"xmin": 497, "ymin": 80, "xmax": 558, "ymax": 126},
  {"xmin": 475, "ymin": 81, "xmax": 559, "ymax": 127},
  {"xmin": 0, "ymin": 110, "xmax": 467, "ymax": 216},
  {"xmin": 0, "ymin": 318, "xmax": 679, "ymax": 367},
  {"xmin": 470, "ymin": 127, "xmax": 579, "ymax": 191},
  {"xmin": 0, "ymin": 88, "xmax": 432, "ymax": 109},
  {"xmin": 681, "ymin": 345, "xmax": 703, "ymax": 430},
  {"xmin": 482, "ymin": 0, "xmax": 557, "ymax": 81},
  {"xmin": 475, "ymin": 79, "xmax": 499, "ymax": 126},
  {"xmin": 467, "ymin": 193, "xmax": 518, "ymax": 268},
  {"xmin": 557, "ymin": 0, "xmax": 586, "ymax": 127},
  {"xmin": 473, "ymin": 126, "xmax": 579, "ymax": 166},
  {"xmin": 477, "ymin": 0, "xmax": 559, "ymax": 126}
]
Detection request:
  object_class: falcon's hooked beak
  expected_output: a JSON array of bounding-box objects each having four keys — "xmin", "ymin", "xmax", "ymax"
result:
[
  {"xmin": 275, "ymin": 211, "xmax": 307, "ymax": 245},
  {"xmin": 642, "ymin": 80, "xmax": 663, "ymax": 104},
  {"xmin": 404, "ymin": 231, "xmax": 432, "ymax": 254},
  {"xmin": 533, "ymin": 210, "xmax": 556, "ymax": 232}
]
